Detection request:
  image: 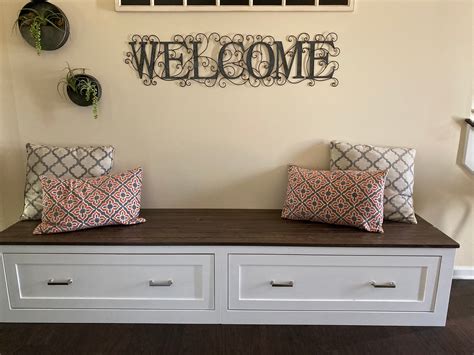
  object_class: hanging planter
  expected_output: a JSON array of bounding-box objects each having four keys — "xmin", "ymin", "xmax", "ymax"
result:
[
  {"xmin": 15, "ymin": 0, "xmax": 70, "ymax": 55},
  {"xmin": 58, "ymin": 65, "xmax": 102, "ymax": 119}
]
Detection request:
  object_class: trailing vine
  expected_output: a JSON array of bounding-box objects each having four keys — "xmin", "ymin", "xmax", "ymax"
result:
[
  {"xmin": 29, "ymin": 17, "xmax": 42, "ymax": 54},
  {"xmin": 80, "ymin": 78, "xmax": 99, "ymax": 120}
]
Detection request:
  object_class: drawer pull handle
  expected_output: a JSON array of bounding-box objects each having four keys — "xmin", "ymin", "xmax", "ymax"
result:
[
  {"xmin": 47, "ymin": 278, "xmax": 73, "ymax": 286},
  {"xmin": 149, "ymin": 280, "xmax": 173, "ymax": 287},
  {"xmin": 370, "ymin": 281, "xmax": 396, "ymax": 288},
  {"xmin": 270, "ymin": 280, "xmax": 294, "ymax": 288}
]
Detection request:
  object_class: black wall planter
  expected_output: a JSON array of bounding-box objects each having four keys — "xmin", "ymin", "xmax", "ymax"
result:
[
  {"xmin": 66, "ymin": 74, "xmax": 102, "ymax": 107},
  {"xmin": 17, "ymin": 0, "xmax": 70, "ymax": 54},
  {"xmin": 58, "ymin": 66, "xmax": 102, "ymax": 119}
]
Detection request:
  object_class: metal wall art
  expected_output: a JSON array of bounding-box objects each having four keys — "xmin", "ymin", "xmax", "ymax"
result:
[{"xmin": 124, "ymin": 33, "xmax": 340, "ymax": 88}]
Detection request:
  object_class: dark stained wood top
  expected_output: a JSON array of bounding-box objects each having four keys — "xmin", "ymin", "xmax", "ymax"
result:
[{"xmin": 0, "ymin": 209, "xmax": 459, "ymax": 248}]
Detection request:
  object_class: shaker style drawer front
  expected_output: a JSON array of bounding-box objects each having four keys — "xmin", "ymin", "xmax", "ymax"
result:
[
  {"xmin": 228, "ymin": 254, "xmax": 440, "ymax": 312},
  {"xmin": 4, "ymin": 254, "xmax": 214, "ymax": 310}
]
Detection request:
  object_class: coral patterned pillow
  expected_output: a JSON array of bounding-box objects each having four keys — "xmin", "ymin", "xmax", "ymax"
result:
[
  {"xmin": 282, "ymin": 166, "xmax": 387, "ymax": 233},
  {"xmin": 34, "ymin": 168, "xmax": 146, "ymax": 235}
]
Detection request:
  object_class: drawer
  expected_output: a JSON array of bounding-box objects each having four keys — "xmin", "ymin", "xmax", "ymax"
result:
[
  {"xmin": 229, "ymin": 254, "xmax": 440, "ymax": 312},
  {"xmin": 4, "ymin": 253, "xmax": 214, "ymax": 310}
]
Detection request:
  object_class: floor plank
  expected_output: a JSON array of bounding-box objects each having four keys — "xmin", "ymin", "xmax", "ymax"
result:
[{"xmin": 0, "ymin": 280, "xmax": 472, "ymax": 355}]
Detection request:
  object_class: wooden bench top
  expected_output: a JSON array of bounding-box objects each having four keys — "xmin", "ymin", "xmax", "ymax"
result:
[{"xmin": 0, "ymin": 209, "xmax": 459, "ymax": 248}]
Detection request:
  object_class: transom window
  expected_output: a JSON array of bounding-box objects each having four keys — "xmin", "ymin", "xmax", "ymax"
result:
[{"xmin": 115, "ymin": 0, "xmax": 353, "ymax": 11}]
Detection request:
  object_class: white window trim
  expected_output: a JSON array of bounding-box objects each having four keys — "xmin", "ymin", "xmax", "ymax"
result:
[{"xmin": 115, "ymin": 0, "xmax": 354, "ymax": 12}]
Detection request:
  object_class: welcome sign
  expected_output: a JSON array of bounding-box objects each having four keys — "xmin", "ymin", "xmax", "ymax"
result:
[{"xmin": 125, "ymin": 32, "xmax": 340, "ymax": 88}]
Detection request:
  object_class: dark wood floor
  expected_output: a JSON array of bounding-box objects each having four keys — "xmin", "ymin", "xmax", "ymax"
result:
[{"xmin": 0, "ymin": 281, "xmax": 472, "ymax": 355}]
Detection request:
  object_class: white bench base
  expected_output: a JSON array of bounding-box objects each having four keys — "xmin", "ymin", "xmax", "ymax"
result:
[{"xmin": 0, "ymin": 245, "xmax": 455, "ymax": 326}]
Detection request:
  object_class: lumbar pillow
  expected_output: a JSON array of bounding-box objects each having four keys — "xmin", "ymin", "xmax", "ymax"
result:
[
  {"xmin": 329, "ymin": 141, "xmax": 417, "ymax": 224},
  {"xmin": 33, "ymin": 167, "xmax": 146, "ymax": 235},
  {"xmin": 281, "ymin": 165, "xmax": 387, "ymax": 233},
  {"xmin": 21, "ymin": 143, "xmax": 115, "ymax": 220}
]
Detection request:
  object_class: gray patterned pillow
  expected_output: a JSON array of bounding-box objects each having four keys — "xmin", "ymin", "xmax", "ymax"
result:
[
  {"xmin": 21, "ymin": 143, "xmax": 115, "ymax": 220},
  {"xmin": 329, "ymin": 141, "xmax": 417, "ymax": 224}
]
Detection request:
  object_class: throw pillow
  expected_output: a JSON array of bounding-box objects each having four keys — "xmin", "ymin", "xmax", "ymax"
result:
[
  {"xmin": 281, "ymin": 165, "xmax": 387, "ymax": 233},
  {"xmin": 329, "ymin": 141, "xmax": 417, "ymax": 224},
  {"xmin": 21, "ymin": 143, "xmax": 115, "ymax": 220},
  {"xmin": 33, "ymin": 167, "xmax": 145, "ymax": 234}
]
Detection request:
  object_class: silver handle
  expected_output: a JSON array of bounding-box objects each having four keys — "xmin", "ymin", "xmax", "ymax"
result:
[
  {"xmin": 270, "ymin": 280, "xmax": 294, "ymax": 288},
  {"xmin": 370, "ymin": 280, "xmax": 396, "ymax": 288},
  {"xmin": 149, "ymin": 279, "xmax": 173, "ymax": 287},
  {"xmin": 47, "ymin": 278, "xmax": 73, "ymax": 286}
]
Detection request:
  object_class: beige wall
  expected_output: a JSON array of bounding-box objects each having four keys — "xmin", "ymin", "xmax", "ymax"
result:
[
  {"xmin": 0, "ymin": 1, "xmax": 24, "ymax": 231},
  {"xmin": 0, "ymin": 0, "xmax": 472, "ymax": 266}
]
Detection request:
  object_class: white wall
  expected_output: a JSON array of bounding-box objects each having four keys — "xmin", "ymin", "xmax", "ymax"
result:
[{"xmin": 0, "ymin": 0, "xmax": 472, "ymax": 267}]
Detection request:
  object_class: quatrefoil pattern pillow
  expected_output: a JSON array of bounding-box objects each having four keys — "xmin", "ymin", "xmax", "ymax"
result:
[
  {"xmin": 21, "ymin": 143, "xmax": 115, "ymax": 220},
  {"xmin": 330, "ymin": 141, "xmax": 417, "ymax": 224},
  {"xmin": 33, "ymin": 167, "xmax": 146, "ymax": 234},
  {"xmin": 282, "ymin": 166, "xmax": 387, "ymax": 233}
]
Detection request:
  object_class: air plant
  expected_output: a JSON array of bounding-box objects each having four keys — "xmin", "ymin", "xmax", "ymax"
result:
[
  {"xmin": 14, "ymin": 6, "xmax": 66, "ymax": 55},
  {"xmin": 58, "ymin": 65, "xmax": 101, "ymax": 119}
]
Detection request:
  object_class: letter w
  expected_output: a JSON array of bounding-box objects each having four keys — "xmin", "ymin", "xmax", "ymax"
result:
[{"xmin": 128, "ymin": 40, "xmax": 159, "ymax": 79}]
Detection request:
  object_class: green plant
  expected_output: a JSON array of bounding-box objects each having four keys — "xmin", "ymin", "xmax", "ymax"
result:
[
  {"xmin": 58, "ymin": 65, "xmax": 100, "ymax": 119},
  {"xmin": 77, "ymin": 78, "xmax": 99, "ymax": 120},
  {"xmin": 14, "ymin": 7, "xmax": 65, "ymax": 55},
  {"xmin": 57, "ymin": 63, "xmax": 81, "ymax": 92}
]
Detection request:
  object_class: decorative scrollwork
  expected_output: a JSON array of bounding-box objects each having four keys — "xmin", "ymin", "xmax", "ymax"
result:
[{"xmin": 124, "ymin": 32, "xmax": 340, "ymax": 88}]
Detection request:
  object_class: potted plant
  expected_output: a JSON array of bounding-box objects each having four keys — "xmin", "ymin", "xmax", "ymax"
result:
[
  {"xmin": 58, "ymin": 65, "xmax": 102, "ymax": 119},
  {"xmin": 14, "ymin": 0, "xmax": 69, "ymax": 55}
]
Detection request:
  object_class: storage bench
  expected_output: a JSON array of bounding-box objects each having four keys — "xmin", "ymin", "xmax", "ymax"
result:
[{"xmin": 0, "ymin": 209, "xmax": 459, "ymax": 326}]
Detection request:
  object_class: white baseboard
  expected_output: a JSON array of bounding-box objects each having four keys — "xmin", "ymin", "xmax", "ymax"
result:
[{"xmin": 453, "ymin": 267, "xmax": 474, "ymax": 280}]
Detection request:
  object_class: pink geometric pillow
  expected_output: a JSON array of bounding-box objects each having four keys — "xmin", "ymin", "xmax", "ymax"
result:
[
  {"xmin": 282, "ymin": 166, "xmax": 387, "ymax": 233},
  {"xmin": 33, "ymin": 167, "xmax": 146, "ymax": 235}
]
